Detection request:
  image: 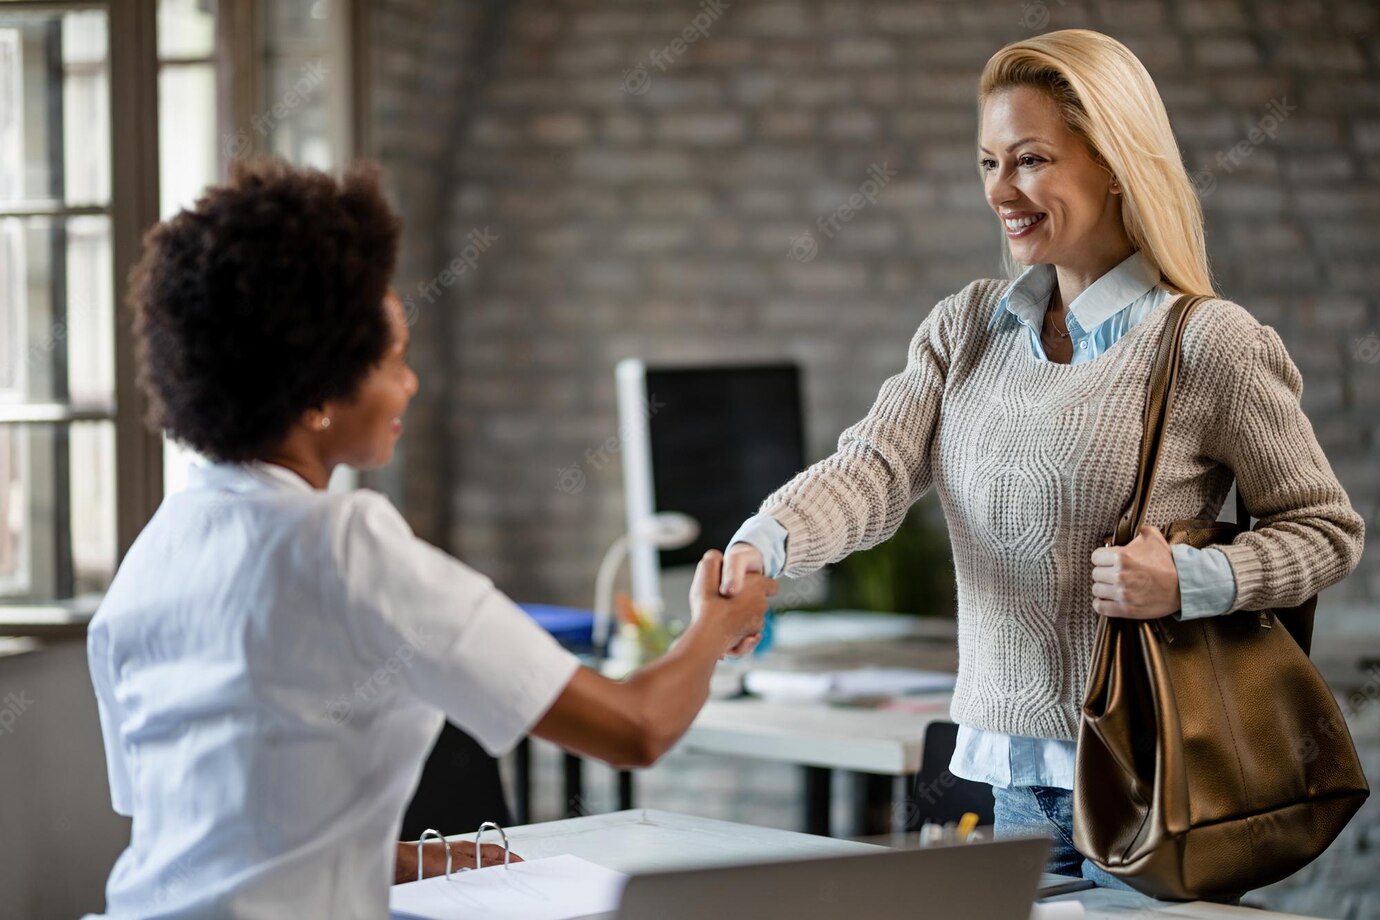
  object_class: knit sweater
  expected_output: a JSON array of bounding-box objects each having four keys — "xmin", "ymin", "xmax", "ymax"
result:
[{"xmin": 760, "ymin": 278, "xmax": 1366, "ymax": 740}]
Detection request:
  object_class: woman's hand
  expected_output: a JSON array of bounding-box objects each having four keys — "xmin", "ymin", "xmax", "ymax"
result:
[
  {"xmin": 394, "ymin": 839, "xmax": 522, "ymax": 884},
  {"xmin": 1089, "ymin": 524, "xmax": 1181, "ymax": 620},
  {"xmin": 718, "ymin": 543, "xmax": 768, "ymax": 656},
  {"xmin": 692, "ymin": 549, "xmax": 776, "ymax": 658}
]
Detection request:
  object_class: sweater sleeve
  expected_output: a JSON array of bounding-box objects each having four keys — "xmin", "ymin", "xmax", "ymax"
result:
[
  {"xmin": 1210, "ymin": 323, "xmax": 1366, "ymax": 612},
  {"xmin": 759, "ymin": 288, "xmax": 963, "ymax": 577}
]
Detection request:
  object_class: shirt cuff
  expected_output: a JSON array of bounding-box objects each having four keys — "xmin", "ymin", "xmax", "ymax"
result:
[
  {"xmin": 1171, "ymin": 544, "xmax": 1238, "ymax": 621},
  {"xmin": 727, "ymin": 514, "xmax": 789, "ymax": 579}
]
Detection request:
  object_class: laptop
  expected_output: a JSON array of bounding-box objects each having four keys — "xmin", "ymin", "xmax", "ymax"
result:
[{"xmin": 593, "ymin": 835, "xmax": 1053, "ymax": 920}]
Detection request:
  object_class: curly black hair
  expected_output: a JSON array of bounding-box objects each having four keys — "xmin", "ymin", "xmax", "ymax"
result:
[{"xmin": 129, "ymin": 158, "xmax": 401, "ymax": 462}]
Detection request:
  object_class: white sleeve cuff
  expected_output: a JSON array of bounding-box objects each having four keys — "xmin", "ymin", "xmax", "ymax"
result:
[
  {"xmin": 1171, "ymin": 544, "xmax": 1238, "ymax": 621},
  {"xmin": 727, "ymin": 514, "xmax": 789, "ymax": 578}
]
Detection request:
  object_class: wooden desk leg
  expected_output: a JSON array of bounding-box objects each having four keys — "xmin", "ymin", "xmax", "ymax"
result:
[
  {"xmin": 563, "ymin": 752, "xmax": 585, "ymax": 817},
  {"xmin": 853, "ymin": 772, "xmax": 894, "ymax": 837},
  {"xmin": 803, "ymin": 765, "xmax": 832, "ymax": 837},
  {"xmin": 514, "ymin": 736, "xmax": 531, "ymax": 825},
  {"xmin": 617, "ymin": 770, "xmax": 635, "ymax": 810}
]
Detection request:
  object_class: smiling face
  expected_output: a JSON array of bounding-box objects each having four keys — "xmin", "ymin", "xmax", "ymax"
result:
[
  {"xmin": 979, "ymin": 85, "xmax": 1127, "ymax": 271},
  {"xmin": 320, "ymin": 291, "xmax": 419, "ymax": 470}
]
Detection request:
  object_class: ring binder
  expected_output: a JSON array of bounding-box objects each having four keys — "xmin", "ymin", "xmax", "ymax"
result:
[
  {"xmin": 415, "ymin": 829, "xmax": 451, "ymax": 882},
  {"xmin": 474, "ymin": 821, "xmax": 513, "ymax": 870},
  {"xmin": 414, "ymin": 822, "xmax": 513, "ymax": 883}
]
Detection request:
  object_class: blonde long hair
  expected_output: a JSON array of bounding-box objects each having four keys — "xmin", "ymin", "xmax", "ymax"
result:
[{"xmin": 978, "ymin": 29, "xmax": 1217, "ymax": 297}]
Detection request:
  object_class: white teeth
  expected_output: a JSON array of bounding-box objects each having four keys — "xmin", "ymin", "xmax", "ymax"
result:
[{"xmin": 1005, "ymin": 213, "xmax": 1045, "ymax": 230}]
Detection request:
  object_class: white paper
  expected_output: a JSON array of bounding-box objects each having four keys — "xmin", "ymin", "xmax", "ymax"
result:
[
  {"xmin": 1030, "ymin": 901, "xmax": 1086, "ymax": 920},
  {"xmin": 389, "ymin": 853, "xmax": 629, "ymax": 920},
  {"xmin": 744, "ymin": 666, "xmax": 956, "ymax": 701}
]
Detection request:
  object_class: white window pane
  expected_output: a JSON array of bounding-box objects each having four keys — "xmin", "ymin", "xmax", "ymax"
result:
[
  {"xmin": 0, "ymin": 421, "xmax": 113, "ymax": 601},
  {"xmin": 157, "ymin": 0, "xmax": 215, "ymax": 60},
  {"xmin": 65, "ymin": 215, "xmax": 113, "ymax": 404},
  {"xmin": 0, "ymin": 215, "xmax": 114, "ymax": 405},
  {"xmin": 60, "ymin": 10, "xmax": 106, "ymax": 65},
  {"xmin": 260, "ymin": 55, "xmax": 333, "ymax": 169},
  {"xmin": 70, "ymin": 421, "xmax": 115, "ymax": 593},
  {"xmin": 264, "ymin": 0, "xmax": 331, "ymax": 49},
  {"xmin": 62, "ymin": 68, "xmax": 110, "ymax": 204},
  {"xmin": 157, "ymin": 63, "xmax": 216, "ymax": 218},
  {"xmin": 0, "ymin": 9, "xmax": 109, "ymax": 206},
  {"xmin": 0, "ymin": 425, "xmax": 30, "ymax": 595},
  {"xmin": 0, "ymin": 28, "xmax": 21, "ymax": 201},
  {"xmin": 0, "ymin": 217, "xmax": 27, "ymax": 397}
]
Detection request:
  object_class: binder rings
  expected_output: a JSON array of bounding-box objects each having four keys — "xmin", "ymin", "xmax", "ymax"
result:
[{"xmin": 388, "ymin": 821, "xmax": 628, "ymax": 920}]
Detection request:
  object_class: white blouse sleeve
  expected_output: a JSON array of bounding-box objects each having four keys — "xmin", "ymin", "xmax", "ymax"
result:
[{"xmin": 332, "ymin": 490, "xmax": 580, "ymax": 755}]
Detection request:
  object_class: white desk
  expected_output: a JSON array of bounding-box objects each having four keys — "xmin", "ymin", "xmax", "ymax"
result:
[
  {"xmin": 679, "ymin": 693, "xmax": 955, "ymax": 836},
  {"xmin": 682, "ymin": 694, "xmax": 952, "ymax": 776},
  {"xmin": 496, "ymin": 809, "xmax": 1321, "ymax": 920}
]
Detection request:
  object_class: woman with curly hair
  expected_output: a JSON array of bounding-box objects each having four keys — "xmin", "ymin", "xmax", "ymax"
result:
[{"xmin": 85, "ymin": 158, "xmax": 775, "ymax": 919}]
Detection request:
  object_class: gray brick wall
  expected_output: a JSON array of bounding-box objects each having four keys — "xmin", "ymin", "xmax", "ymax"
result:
[
  {"xmin": 374, "ymin": 0, "xmax": 1378, "ymax": 614},
  {"xmin": 368, "ymin": 3, "xmax": 1380, "ymax": 916}
]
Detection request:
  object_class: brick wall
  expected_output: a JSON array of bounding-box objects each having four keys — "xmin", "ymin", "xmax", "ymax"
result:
[
  {"xmin": 369, "ymin": 3, "xmax": 1380, "ymax": 915},
  {"xmin": 375, "ymin": 0, "xmax": 1378, "ymax": 614}
]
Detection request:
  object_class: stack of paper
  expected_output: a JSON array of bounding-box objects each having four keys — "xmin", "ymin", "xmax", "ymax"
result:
[
  {"xmin": 389, "ymin": 854, "xmax": 628, "ymax": 920},
  {"xmin": 744, "ymin": 666, "xmax": 956, "ymax": 702}
]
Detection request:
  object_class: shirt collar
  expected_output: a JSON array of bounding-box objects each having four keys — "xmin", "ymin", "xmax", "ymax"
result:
[
  {"xmin": 987, "ymin": 250, "xmax": 1161, "ymax": 334},
  {"xmin": 187, "ymin": 460, "xmax": 317, "ymax": 495}
]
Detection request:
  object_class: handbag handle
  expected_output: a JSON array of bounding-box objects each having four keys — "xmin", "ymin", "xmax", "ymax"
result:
[{"xmin": 1109, "ymin": 294, "xmax": 1249, "ymax": 547}]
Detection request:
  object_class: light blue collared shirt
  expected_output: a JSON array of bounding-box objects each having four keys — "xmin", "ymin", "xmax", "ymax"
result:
[{"xmin": 729, "ymin": 251, "xmax": 1238, "ymax": 789}]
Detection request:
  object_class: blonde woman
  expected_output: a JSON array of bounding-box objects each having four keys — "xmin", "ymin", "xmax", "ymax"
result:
[{"xmin": 720, "ymin": 29, "xmax": 1365, "ymax": 893}]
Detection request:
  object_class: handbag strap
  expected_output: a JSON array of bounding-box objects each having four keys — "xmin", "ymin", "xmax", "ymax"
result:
[{"xmin": 1111, "ymin": 293, "xmax": 1228, "ymax": 547}]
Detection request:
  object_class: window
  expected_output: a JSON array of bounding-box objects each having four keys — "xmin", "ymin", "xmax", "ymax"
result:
[
  {"xmin": 0, "ymin": 0, "xmax": 365, "ymax": 622},
  {"xmin": 0, "ymin": 6, "xmax": 119, "ymax": 609}
]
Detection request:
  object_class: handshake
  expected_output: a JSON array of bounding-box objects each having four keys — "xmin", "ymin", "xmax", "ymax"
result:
[{"xmin": 688, "ymin": 543, "xmax": 775, "ymax": 660}]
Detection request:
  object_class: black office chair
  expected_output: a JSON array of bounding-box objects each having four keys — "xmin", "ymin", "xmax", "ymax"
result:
[
  {"xmin": 903, "ymin": 721, "xmax": 995, "ymax": 830},
  {"xmin": 401, "ymin": 722, "xmax": 512, "ymax": 839}
]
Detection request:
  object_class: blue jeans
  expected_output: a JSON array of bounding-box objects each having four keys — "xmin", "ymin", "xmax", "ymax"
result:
[{"xmin": 992, "ymin": 784, "xmax": 1140, "ymax": 892}]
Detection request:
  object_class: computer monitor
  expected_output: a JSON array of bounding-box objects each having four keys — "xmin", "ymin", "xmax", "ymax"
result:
[{"xmin": 616, "ymin": 359, "xmax": 811, "ymax": 620}]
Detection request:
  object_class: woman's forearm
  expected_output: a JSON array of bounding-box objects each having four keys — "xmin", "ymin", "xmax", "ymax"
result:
[{"xmin": 530, "ymin": 619, "xmax": 728, "ymax": 769}]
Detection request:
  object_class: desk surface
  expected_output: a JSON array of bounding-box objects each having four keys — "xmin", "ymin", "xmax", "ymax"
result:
[
  {"xmin": 496, "ymin": 809, "xmax": 1319, "ymax": 920},
  {"xmin": 679, "ymin": 618, "xmax": 959, "ymax": 776},
  {"xmin": 681, "ymin": 694, "xmax": 952, "ymax": 775}
]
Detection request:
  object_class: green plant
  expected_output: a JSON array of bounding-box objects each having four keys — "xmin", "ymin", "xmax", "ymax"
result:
[{"xmin": 820, "ymin": 496, "xmax": 955, "ymax": 616}]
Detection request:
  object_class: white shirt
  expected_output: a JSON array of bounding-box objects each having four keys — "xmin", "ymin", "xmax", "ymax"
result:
[{"xmin": 86, "ymin": 461, "xmax": 579, "ymax": 919}]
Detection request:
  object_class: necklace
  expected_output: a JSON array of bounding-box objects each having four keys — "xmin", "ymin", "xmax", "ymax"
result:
[{"xmin": 1045, "ymin": 305, "xmax": 1071, "ymax": 339}]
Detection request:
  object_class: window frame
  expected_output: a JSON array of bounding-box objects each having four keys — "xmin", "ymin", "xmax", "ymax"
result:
[
  {"xmin": 0, "ymin": 0, "xmax": 159, "ymax": 632},
  {"xmin": 0, "ymin": 0, "xmax": 370, "ymax": 634}
]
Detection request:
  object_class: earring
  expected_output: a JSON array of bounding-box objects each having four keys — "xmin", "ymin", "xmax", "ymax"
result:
[
  {"xmin": 318, "ymin": 416, "xmax": 331, "ymax": 431},
  {"xmin": 1110, "ymin": 177, "xmax": 1121, "ymax": 192}
]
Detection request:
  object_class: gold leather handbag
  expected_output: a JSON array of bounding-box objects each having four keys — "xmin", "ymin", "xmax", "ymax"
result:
[{"xmin": 1071, "ymin": 294, "xmax": 1370, "ymax": 902}]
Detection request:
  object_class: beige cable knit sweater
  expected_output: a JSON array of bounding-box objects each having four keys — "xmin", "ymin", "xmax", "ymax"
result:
[{"xmin": 760, "ymin": 278, "xmax": 1365, "ymax": 740}]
